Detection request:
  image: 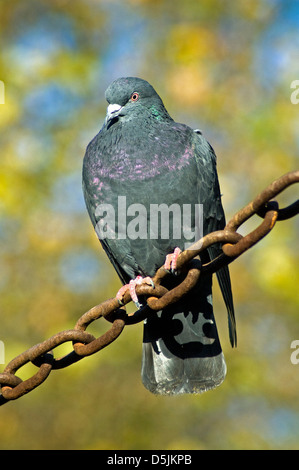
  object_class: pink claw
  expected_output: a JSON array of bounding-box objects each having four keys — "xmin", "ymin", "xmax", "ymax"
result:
[
  {"xmin": 116, "ymin": 276, "xmax": 154, "ymax": 307},
  {"xmin": 164, "ymin": 247, "xmax": 181, "ymax": 271},
  {"xmin": 116, "ymin": 285, "xmax": 129, "ymax": 304},
  {"xmin": 129, "ymin": 276, "xmax": 143, "ymax": 304}
]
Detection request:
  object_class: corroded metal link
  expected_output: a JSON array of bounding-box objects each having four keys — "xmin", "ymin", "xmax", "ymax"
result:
[
  {"xmin": 226, "ymin": 170, "xmax": 299, "ymax": 232},
  {"xmin": 223, "ymin": 205, "xmax": 279, "ymax": 258},
  {"xmin": 1, "ymin": 352, "xmax": 54, "ymax": 400},
  {"xmin": 257, "ymin": 200, "xmax": 299, "ymax": 221},
  {"xmin": 147, "ymin": 261, "xmax": 201, "ymax": 311},
  {"xmin": 73, "ymin": 318, "xmax": 126, "ymax": 356},
  {"xmin": 0, "ymin": 170, "xmax": 298, "ymax": 404},
  {"xmin": 0, "ymin": 372, "xmax": 23, "ymax": 388},
  {"xmin": 3, "ymin": 330, "xmax": 96, "ymax": 375}
]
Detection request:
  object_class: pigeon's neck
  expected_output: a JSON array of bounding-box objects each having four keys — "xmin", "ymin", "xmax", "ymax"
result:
[{"xmin": 149, "ymin": 104, "xmax": 173, "ymax": 122}]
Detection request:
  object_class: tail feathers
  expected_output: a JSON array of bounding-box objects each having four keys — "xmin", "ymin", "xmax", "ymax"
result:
[
  {"xmin": 141, "ymin": 280, "xmax": 226, "ymax": 395},
  {"xmin": 207, "ymin": 245, "xmax": 237, "ymax": 348},
  {"xmin": 215, "ymin": 265, "xmax": 237, "ymax": 348}
]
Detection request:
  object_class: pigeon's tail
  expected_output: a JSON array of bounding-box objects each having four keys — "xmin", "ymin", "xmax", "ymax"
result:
[{"xmin": 141, "ymin": 274, "xmax": 226, "ymax": 395}]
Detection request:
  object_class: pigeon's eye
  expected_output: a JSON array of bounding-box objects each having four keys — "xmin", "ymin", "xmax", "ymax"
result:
[{"xmin": 130, "ymin": 92, "xmax": 139, "ymax": 102}]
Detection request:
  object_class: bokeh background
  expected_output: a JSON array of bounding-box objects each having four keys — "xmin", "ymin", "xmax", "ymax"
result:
[{"xmin": 1, "ymin": 0, "xmax": 299, "ymax": 450}]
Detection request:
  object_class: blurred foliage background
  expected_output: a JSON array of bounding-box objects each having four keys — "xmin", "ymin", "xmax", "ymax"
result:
[{"xmin": 0, "ymin": 0, "xmax": 299, "ymax": 450}]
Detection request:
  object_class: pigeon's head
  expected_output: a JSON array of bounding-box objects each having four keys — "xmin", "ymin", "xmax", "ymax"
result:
[{"xmin": 104, "ymin": 77, "xmax": 171, "ymax": 125}]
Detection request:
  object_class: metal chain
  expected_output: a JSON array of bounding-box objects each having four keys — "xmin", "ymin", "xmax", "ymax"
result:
[{"xmin": 0, "ymin": 170, "xmax": 298, "ymax": 405}]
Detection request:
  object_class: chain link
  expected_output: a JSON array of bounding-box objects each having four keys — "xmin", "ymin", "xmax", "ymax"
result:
[{"xmin": 0, "ymin": 170, "xmax": 298, "ymax": 405}]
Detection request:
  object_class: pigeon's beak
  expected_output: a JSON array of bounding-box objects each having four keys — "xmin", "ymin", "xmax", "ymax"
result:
[{"xmin": 105, "ymin": 103, "xmax": 123, "ymax": 123}]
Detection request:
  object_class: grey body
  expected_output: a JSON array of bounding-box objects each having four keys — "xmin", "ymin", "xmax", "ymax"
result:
[{"xmin": 82, "ymin": 77, "xmax": 236, "ymax": 394}]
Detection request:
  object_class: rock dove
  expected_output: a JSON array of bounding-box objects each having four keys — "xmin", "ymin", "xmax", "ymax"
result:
[{"xmin": 82, "ymin": 77, "xmax": 236, "ymax": 395}]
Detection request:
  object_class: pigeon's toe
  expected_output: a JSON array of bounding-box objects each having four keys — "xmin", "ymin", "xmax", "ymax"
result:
[
  {"xmin": 164, "ymin": 247, "xmax": 181, "ymax": 274},
  {"xmin": 117, "ymin": 276, "xmax": 155, "ymax": 308}
]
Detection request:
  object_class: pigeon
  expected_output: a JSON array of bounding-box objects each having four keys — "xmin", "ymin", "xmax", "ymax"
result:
[{"xmin": 82, "ymin": 77, "xmax": 236, "ymax": 395}]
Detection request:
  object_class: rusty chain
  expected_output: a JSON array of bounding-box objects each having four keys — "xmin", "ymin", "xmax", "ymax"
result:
[{"xmin": 0, "ymin": 170, "xmax": 298, "ymax": 405}]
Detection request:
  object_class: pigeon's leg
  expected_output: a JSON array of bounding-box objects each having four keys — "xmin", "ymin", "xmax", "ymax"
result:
[
  {"xmin": 116, "ymin": 275, "xmax": 154, "ymax": 308},
  {"xmin": 164, "ymin": 247, "xmax": 182, "ymax": 273}
]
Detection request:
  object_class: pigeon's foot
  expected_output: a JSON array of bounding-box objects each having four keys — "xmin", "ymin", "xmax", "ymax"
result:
[
  {"xmin": 116, "ymin": 275, "xmax": 154, "ymax": 308},
  {"xmin": 164, "ymin": 247, "xmax": 182, "ymax": 273}
]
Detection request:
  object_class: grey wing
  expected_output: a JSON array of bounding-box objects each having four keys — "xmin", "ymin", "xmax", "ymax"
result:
[
  {"xmin": 82, "ymin": 178, "xmax": 145, "ymax": 285},
  {"xmin": 193, "ymin": 131, "xmax": 237, "ymax": 347}
]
